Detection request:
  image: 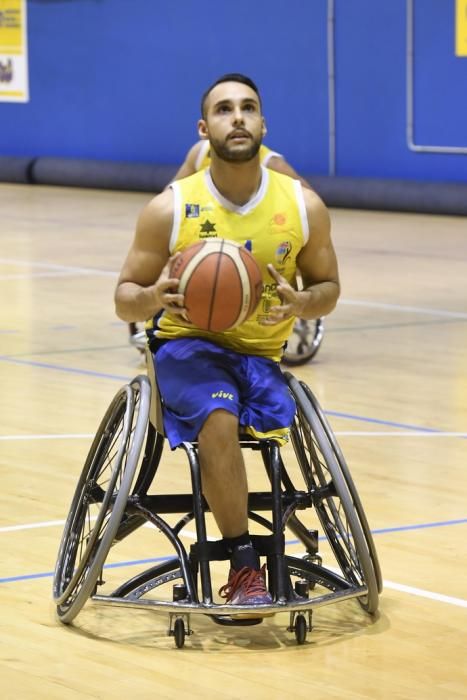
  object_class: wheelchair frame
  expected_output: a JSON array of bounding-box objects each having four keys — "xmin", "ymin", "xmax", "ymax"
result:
[{"xmin": 53, "ymin": 370, "xmax": 381, "ymax": 648}]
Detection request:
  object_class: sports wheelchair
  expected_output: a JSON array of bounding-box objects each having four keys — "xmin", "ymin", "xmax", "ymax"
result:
[
  {"xmin": 128, "ymin": 317, "xmax": 325, "ymax": 367},
  {"xmin": 53, "ymin": 355, "xmax": 381, "ymax": 648}
]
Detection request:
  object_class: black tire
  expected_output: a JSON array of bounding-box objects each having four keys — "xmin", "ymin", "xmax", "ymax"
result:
[
  {"xmin": 281, "ymin": 318, "xmax": 324, "ymax": 367},
  {"xmin": 53, "ymin": 375, "xmax": 151, "ymax": 623},
  {"xmin": 174, "ymin": 618, "xmax": 186, "ymax": 648},
  {"xmin": 294, "ymin": 614, "xmax": 307, "ymax": 645},
  {"xmin": 285, "ymin": 373, "xmax": 379, "ymax": 614}
]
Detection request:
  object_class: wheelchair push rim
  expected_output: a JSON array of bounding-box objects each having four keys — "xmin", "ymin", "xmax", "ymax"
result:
[
  {"xmin": 285, "ymin": 373, "xmax": 380, "ymax": 614},
  {"xmin": 53, "ymin": 375, "xmax": 151, "ymax": 621}
]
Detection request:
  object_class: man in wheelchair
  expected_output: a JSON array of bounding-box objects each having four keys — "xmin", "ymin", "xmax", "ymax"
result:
[{"xmin": 114, "ymin": 73, "xmax": 340, "ymax": 612}]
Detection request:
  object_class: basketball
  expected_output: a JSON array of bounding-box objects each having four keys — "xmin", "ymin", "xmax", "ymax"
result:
[{"xmin": 169, "ymin": 239, "xmax": 263, "ymax": 332}]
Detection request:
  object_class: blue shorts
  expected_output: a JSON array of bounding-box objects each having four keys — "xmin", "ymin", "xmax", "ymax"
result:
[{"xmin": 153, "ymin": 338, "xmax": 296, "ymax": 449}]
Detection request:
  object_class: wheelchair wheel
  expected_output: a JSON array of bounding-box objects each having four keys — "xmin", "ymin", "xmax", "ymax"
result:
[
  {"xmin": 285, "ymin": 373, "xmax": 379, "ymax": 614},
  {"xmin": 298, "ymin": 381, "xmax": 383, "ymax": 595},
  {"xmin": 53, "ymin": 375, "xmax": 151, "ymax": 623},
  {"xmin": 281, "ymin": 318, "xmax": 324, "ymax": 367},
  {"xmin": 128, "ymin": 322, "xmax": 147, "ymax": 354}
]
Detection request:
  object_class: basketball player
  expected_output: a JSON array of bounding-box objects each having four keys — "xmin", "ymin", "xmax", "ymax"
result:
[
  {"xmin": 167, "ymin": 125, "xmax": 319, "ymax": 367},
  {"xmin": 128, "ymin": 128, "xmax": 320, "ymax": 362},
  {"xmin": 115, "ymin": 73, "xmax": 340, "ymax": 611}
]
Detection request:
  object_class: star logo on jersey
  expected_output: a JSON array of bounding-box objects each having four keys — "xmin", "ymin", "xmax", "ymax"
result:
[
  {"xmin": 200, "ymin": 219, "xmax": 217, "ymax": 236},
  {"xmin": 185, "ymin": 203, "xmax": 200, "ymax": 218}
]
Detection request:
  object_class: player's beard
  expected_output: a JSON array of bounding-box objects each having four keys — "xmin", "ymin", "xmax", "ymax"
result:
[{"xmin": 209, "ymin": 133, "xmax": 262, "ymax": 162}]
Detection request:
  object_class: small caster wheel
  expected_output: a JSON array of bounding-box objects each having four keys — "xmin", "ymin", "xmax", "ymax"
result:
[
  {"xmin": 294, "ymin": 614, "xmax": 307, "ymax": 645},
  {"xmin": 174, "ymin": 618, "xmax": 186, "ymax": 649}
]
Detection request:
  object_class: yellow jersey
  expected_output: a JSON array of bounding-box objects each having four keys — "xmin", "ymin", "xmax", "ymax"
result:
[
  {"xmin": 195, "ymin": 141, "xmax": 281, "ymax": 171},
  {"xmin": 150, "ymin": 167, "xmax": 308, "ymax": 362}
]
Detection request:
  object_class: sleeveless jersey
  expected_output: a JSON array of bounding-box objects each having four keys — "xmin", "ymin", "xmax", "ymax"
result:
[
  {"xmin": 195, "ymin": 141, "xmax": 281, "ymax": 171},
  {"xmin": 149, "ymin": 167, "xmax": 309, "ymax": 362}
]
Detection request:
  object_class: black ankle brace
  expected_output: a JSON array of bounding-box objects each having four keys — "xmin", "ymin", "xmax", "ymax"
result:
[{"xmin": 224, "ymin": 532, "xmax": 260, "ymax": 571}]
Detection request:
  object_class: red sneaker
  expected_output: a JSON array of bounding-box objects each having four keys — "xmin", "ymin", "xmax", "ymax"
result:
[{"xmin": 219, "ymin": 565, "xmax": 273, "ymax": 609}]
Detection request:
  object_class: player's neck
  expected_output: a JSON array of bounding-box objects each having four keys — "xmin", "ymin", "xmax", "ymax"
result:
[{"xmin": 208, "ymin": 157, "xmax": 263, "ymax": 206}]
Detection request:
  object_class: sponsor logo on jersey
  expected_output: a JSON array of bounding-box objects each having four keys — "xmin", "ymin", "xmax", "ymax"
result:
[
  {"xmin": 275, "ymin": 241, "xmax": 292, "ymax": 264},
  {"xmin": 185, "ymin": 203, "xmax": 200, "ymax": 218},
  {"xmin": 200, "ymin": 219, "xmax": 217, "ymax": 237},
  {"xmin": 273, "ymin": 212, "xmax": 287, "ymax": 225}
]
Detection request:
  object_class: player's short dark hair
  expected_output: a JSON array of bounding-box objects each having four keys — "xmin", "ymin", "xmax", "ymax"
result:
[{"xmin": 200, "ymin": 73, "xmax": 262, "ymax": 118}]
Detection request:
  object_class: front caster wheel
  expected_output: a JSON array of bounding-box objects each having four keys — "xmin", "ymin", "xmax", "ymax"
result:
[
  {"xmin": 174, "ymin": 618, "xmax": 186, "ymax": 648},
  {"xmin": 294, "ymin": 614, "xmax": 307, "ymax": 645}
]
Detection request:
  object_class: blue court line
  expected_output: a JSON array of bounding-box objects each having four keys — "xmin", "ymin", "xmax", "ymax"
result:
[
  {"xmin": 2, "ymin": 518, "xmax": 466, "ymax": 585},
  {"xmin": 326, "ymin": 410, "xmax": 442, "ymax": 433},
  {"xmin": 0, "ymin": 354, "xmax": 455, "ymax": 435},
  {"xmin": 0, "ymin": 355, "xmax": 130, "ymax": 382}
]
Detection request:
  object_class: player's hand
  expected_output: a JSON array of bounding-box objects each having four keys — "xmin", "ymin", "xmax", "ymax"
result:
[
  {"xmin": 153, "ymin": 253, "xmax": 190, "ymax": 321},
  {"xmin": 260, "ymin": 264, "xmax": 306, "ymax": 325}
]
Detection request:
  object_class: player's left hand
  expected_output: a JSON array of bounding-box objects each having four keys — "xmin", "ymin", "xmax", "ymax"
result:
[{"xmin": 260, "ymin": 264, "xmax": 305, "ymax": 325}]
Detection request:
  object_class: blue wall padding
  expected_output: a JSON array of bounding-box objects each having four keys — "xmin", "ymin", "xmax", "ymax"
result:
[
  {"xmin": 1, "ymin": 155, "xmax": 463, "ymax": 216},
  {"xmin": 31, "ymin": 158, "xmax": 178, "ymax": 193},
  {"xmin": 0, "ymin": 156, "xmax": 35, "ymax": 183},
  {"xmin": 1, "ymin": 1, "xmax": 466, "ymax": 183},
  {"xmin": 306, "ymin": 176, "xmax": 467, "ymax": 216}
]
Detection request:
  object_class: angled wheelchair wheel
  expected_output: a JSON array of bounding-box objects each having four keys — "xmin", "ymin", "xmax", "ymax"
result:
[
  {"xmin": 298, "ymin": 381, "xmax": 383, "ymax": 595},
  {"xmin": 285, "ymin": 373, "xmax": 380, "ymax": 614},
  {"xmin": 53, "ymin": 375, "xmax": 151, "ymax": 623},
  {"xmin": 128, "ymin": 322, "xmax": 147, "ymax": 354},
  {"xmin": 281, "ymin": 318, "xmax": 324, "ymax": 367}
]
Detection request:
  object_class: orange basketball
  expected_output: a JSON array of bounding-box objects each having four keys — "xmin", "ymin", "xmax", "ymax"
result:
[{"xmin": 169, "ymin": 239, "xmax": 263, "ymax": 332}]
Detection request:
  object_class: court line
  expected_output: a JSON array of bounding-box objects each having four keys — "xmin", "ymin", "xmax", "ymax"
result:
[
  {"xmin": 2, "ymin": 516, "xmax": 466, "ymax": 536},
  {"xmin": 334, "ymin": 431, "xmax": 467, "ymax": 437},
  {"xmin": 326, "ymin": 410, "xmax": 442, "ymax": 433},
  {"xmin": 0, "ymin": 357, "xmax": 460, "ymax": 436},
  {"xmin": 340, "ymin": 299, "xmax": 467, "ymax": 319},
  {"xmin": 2, "ymin": 430, "xmax": 467, "ymax": 442},
  {"xmin": 2, "ymin": 552, "xmax": 467, "ymax": 610},
  {"xmin": 11, "ymin": 344, "xmax": 132, "ymax": 358},
  {"xmin": 0, "ymin": 519, "xmax": 70, "ymax": 532},
  {"xmin": 0, "ymin": 271, "xmax": 96, "ymax": 281},
  {"xmin": 1, "ymin": 257, "xmax": 465, "ymax": 317},
  {"xmin": 0, "ymin": 356, "xmax": 130, "ymax": 382},
  {"xmin": 4, "ymin": 559, "xmax": 465, "ymax": 609},
  {"xmin": 0, "ymin": 257, "xmax": 117, "ymax": 277},
  {"xmin": 2, "ymin": 521, "xmax": 467, "ymax": 607},
  {"xmin": 381, "ymin": 580, "xmax": 467, "ymax": 608},
  {"xmin": 0, "ymin": 353, "xmax": 459, "ymax": 434},
  {"xmin": 0, "ymin": 434, "xmax": 95, "ymax": 441}
]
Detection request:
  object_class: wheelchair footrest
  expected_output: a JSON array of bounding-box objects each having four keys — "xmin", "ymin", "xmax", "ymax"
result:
[
  {"xmin": 208, "ymin": 615, "xmax": 264, "ymax": 627},
  {"xmin": 190, "ymin": 533, "xmax": 285, "ymax": 564}
]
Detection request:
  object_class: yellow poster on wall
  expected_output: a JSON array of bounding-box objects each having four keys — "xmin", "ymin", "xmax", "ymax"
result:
[
  {"xmin": 456, "ymin": 0, "xmax": 467, "ymax": 56},
  {"xmin": 0, "ymin": 0, "xmax": 28, "ymax": 102}
]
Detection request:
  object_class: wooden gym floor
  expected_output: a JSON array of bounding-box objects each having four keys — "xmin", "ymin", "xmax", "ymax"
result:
[{"xmin": 0, "ymin": 183, "xmax": 466, "ymax": 699}]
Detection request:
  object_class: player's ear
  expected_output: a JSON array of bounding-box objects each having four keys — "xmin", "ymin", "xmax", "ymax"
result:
[
  {"xmin": 261, "ymin": 117, "xmax": 267, "ymax": 137},
  {"xmin": 198, "ymin": 119, "xmax": 208, "ymax": 140}
]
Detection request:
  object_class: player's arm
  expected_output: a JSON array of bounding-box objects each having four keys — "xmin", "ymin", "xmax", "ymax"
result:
[
  {"xmin": 265, "ymin": 188, "xmax": 340, "ymax": 322},
  {"xmin": 114, "ymin": 189, "xmax": 185, "ymax": 322},
  {"xmin": 266, "ymin": 154, "xmax": 313, "ymax": 191},
  {"xmin": 170, "ymin": 140, "xmax": 204, "ymax": 181}
]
